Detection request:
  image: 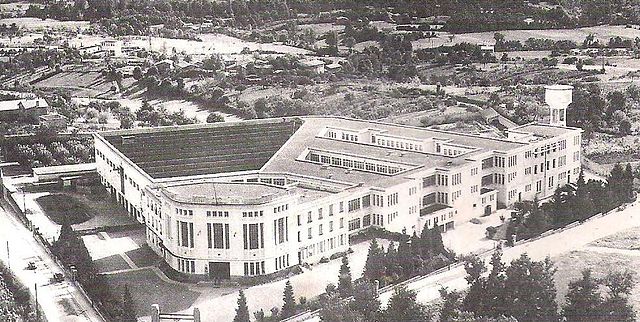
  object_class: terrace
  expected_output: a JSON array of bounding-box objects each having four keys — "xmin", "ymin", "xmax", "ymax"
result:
[{"xmin": 103, "ymin": 119, "xmax": 300, "ymax": 179}]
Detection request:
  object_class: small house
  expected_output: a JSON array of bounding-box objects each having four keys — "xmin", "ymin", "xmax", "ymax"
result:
[{"xmin": 299, "ymin": 59, "xmax": 325, "ymax": 74}]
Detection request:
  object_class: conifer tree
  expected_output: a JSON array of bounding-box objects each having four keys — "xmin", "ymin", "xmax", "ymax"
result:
[
  {"xmin": 363, "ymin": 239, "xmax": 384, "ymax": 283},
  {"xmin": 337, "ymin": 256, "xmax": 353, "ymax": 298},
  {"xmin": 281, "ymin": 280, "xmax": 296, "ymax": 319},
  {"xmin": 233, "ymin": 290, "xmax": 250, "ymax": 322},
  {"xmin": 563, "ymin": 269, "xmax": 601, "ymax": 321},
  {"xmin": 429, "ymin": 224, "xmax": 446, "ymax": 256},
  {"xmin": 350, "ymin": 281, "xmax": 381, "ymax": 322},
  {"xmin": 484, "ymin": 249, "xmax": 507, "ymax": 317},
  {"xmin": 624, "ymin": 164, "xmax": 634, "ymax": 202},
  {"xmin": 121, "ymin": 284, "xmax": 137, "ymax": 322}
]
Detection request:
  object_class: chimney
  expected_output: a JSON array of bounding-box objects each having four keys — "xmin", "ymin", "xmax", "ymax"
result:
[{"xmin": 545, "ymin": 85, "xmax": 573, "ymax": 127}]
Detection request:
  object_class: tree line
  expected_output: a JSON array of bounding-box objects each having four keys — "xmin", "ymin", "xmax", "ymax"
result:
[
  {"xmin": 507, "ymin": 167, "xmax": 634, "ymax": 243},
  {"xmin": 442, "ymin": 250, "xmax": 636, "ymax": 322}
]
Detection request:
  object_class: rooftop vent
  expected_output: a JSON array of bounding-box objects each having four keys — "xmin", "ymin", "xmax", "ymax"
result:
[
  {"xmin": 446, "ymin": 161, "xmax": 453, "ymax": 166},
  {"xmin": 327, "ymin": 174, "xmax": 333, "ymax": 179},
  {"xmin": 321, "ymin": 165, "xmax": 329, "ymax": 170}
]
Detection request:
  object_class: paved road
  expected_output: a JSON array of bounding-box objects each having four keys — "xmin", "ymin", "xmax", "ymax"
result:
[{"xmin": 0, "ymin": 202, "xmax": 104, "ymax": 322}]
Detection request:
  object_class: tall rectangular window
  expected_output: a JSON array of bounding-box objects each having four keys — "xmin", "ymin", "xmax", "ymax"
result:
[
  {"xmin": 179, "ymin": 221, "xmax": 193, "ymax": 248},
  {"xmin": 213, "ymin": 223, "xmax": 224, "ymax": 249}
]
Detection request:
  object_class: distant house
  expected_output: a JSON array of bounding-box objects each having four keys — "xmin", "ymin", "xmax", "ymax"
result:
[
  {"xmin": 0, "ymin": 98, "xmax": 49, "ymax": 121},
  {"xmin": 523, "ymin": 18, "xmax": 535, "ymax": 25},
  {"xmin": 326, "ymin": 62, "xmax": 342, "ymax": 72},
  {"xmin": 101, "ymin": 40, "xmax": 123, "ymax": 57},
  {"xmin": 299, "ymin": 59, "xmax": 325, "ymax": 74},
  {"xmin": 335, "ymin": 16, "xmax": 350, "ymax": 25},
  {"xmin": 154, "ymin": 59, "xmax": 175, "ymax": 73},
  {"xmin": 481, "ymin": 44, "xmax": 495, "ymax": 54},
  {"xmin": 78, "ymin": 44, "xmax": 101, "ymax": 56}
]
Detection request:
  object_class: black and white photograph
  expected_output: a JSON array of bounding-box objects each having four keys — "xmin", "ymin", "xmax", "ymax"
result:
[{"xmin": 0, "ymin": 1, "xmax": 639, "ymax": 321}]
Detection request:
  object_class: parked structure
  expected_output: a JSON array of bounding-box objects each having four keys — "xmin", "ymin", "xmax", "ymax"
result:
[{"xmin": 93, "ymin": 89, "xmax": 581, "ymax": 279}]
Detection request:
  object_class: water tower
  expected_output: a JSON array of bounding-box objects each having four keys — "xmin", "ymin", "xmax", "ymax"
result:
[{"xmin": 544, "ymin": 85, "xmax": 573, "ymax": 127}]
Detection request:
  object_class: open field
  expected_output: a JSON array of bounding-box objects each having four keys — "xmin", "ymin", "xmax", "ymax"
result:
[
  {"xmin": 413, "ymin": 25, "xmax": 640, "ymax": 49},
  {"xmin": 0, "ymin": 17, "xmax": 89, "ymax": 30},
  {"xmin": 34, "ymin": 70, "xmax": 116, "ymax": 97},
  {"xmin": 590, "ymin": 227, "xmax": 640, "ymax": 250},
  {"xmin": 552, "ymin": 249, "xmax": 640, "ymax": 310}
]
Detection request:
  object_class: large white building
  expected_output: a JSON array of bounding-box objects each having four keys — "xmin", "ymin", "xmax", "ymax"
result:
[{"xmin": 93, "ymin": 90, "xmax": 582, "ymax": 280}]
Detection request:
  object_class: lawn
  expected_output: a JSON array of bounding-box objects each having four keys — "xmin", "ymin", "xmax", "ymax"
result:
[
  {"xmin": 590, "ymin": 227, "xmax": 640, "ymax": 250},
  {"xmin": 125, "ymin": 245, "xmax": 159, "ymax": 268},
  {"xmin": 94, "ymin": 254, "xmax": 131, "ymax": 274},
  {"xmin": 36, "ymin": 193, "xmax": 93, "ymax": 225},
  {"xmin": 103, "ymin": 268, "xmax": 200, "ymax": 317},
  {"xmin": 552, "ymin": 250, "xmax": 640, "ymax": 310},
  {"xmin": 69, "ymin": 190, "xmax": 136, "ymax": 231}
]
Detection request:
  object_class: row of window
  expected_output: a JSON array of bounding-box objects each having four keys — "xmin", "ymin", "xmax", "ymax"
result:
[
  {"xmin": 300, "ymin": 218, "xmax": 343, "ymax": 241},
  {"xmin": 244, "ymin": 261, "xmax": 265, "ymax": 276},
  {"xmin": 307, "ymin": 152, "xmax": 405, "ymax": 175},
  {"xmin": 387, "ymin": 193, "xmax": 399, "ymax": 206},
  {"xmin": 377, "ymin": 136, "xmax": 424, "ymax": 152},
  {"xmin": 275, "ymin": 255, "xmax": 290, "ymax": 271},
  {"xmin": 178, "ymin": 259, "xmax": 195, "ymax": 273},
  {"xmin": 243, "ymin": 210, "xmax": 263, "ymax": 218},
  {"xmin": 299, "ymin": 234, "xmax": 346, "ymax": 260},
  {"xmin": 274, "ymin": 204, "xmax": 289, "ymax": 213},
  {"xmin": 208, "ymin": 210, "xmax": 229, "ymax": 217}
]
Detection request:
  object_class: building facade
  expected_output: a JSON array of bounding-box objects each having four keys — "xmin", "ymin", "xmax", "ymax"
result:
[{"xmin": 94, "ymin": 110, "xmax": 581, "ymax": 279}]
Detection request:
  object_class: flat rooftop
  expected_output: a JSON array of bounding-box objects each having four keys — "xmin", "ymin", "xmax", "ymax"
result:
[
  {"xmin": 99, "ymin": 118, "xmax": 301, "ymax": 179},
  {"xmin": 165, "ymin": 182, "xmax": 284, "ymax": 199},
  {"xmin": 513, "ymin": 123, "xmax": 582, "ymax": 138}
]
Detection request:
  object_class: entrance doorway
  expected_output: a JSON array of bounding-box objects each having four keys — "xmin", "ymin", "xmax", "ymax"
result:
[
  {"xmin": 484, "ymin": 205, "xmax": 492, "ymax": 216},
  {"xmin": 208, "ymin": 262, "xmax": 230, "ymax": 280}
]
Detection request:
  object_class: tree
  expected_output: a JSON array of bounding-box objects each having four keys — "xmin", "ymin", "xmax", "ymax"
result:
[
  {"xmin": 484, "ymin": 249, "xmax": 507, "ymax": 317},
  {"xmin": 438, "ymin": 287, "xmax": 465, "ymax": 322},
  {"xmin": 503, "ymin": 255, "xmax": 558, "ymax": 322},
  {"xmin": 350, "ymin": 281, "xmax": 381, "ymax": 322},
  {"xmin": 233, "ymin": 290, "xmax": 250, "ymax": 322},
  {"xmin": 563, "ymin": 270, "xmax": 602, "ymax": 321},
  {"xmin": 319, "ymin": 292, "xmax": 363, "ymax": 322},
  {"xmin": 363, "ymin": 239, "xmax": 384, "ymax": 283},
  {"xmin": 383, "ymin": 285, "xmax": 429, "ymax": 322},
  {"xmin": 121, "ymin": 285, "xmax": 137, "ymax": 322},
  {"xmin": 131, "ymin": 66, "xmax": 142, "ymax": 80},
  {"xmin": 338, "ymin": 256, "xmax": 353, "ymax": 298},
  {"xmin": 281, "ymin": 280, "xmax": 296, "ymax": 319},
  {"xmin": 206, "ymin": 112, "xmax": 225, "ymax": 123},
  {"xmin": 462, "ymin": 255, "xmax": 486, "ymax": 315}
]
